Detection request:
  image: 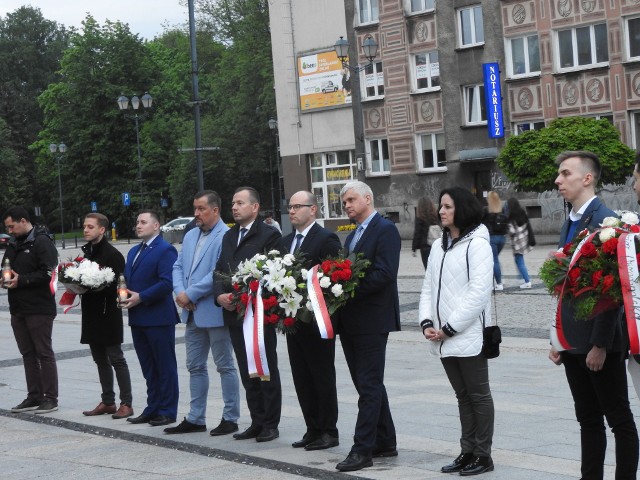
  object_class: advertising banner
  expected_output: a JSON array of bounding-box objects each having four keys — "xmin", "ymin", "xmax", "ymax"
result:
[{"xmin": 298, "ymin": 51, "xmax": 351, "ymax": 112}]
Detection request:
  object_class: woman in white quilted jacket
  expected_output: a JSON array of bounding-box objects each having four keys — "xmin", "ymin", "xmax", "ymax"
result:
[{"xmin": 419, "ymin": 187, "xmax": 495, "ymax": 476}]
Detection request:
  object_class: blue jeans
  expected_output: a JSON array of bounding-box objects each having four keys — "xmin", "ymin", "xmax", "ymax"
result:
[
  {"xmin": 489, "ymin": 235, "xmax": 505, "ymax": 284},
  {"xmin": 185, "ymin": 320, "xmax": 240, "ymax": 425},
  {"xmin": 514, "ymin": 253, "xmax": 530, "ymax": 283}
]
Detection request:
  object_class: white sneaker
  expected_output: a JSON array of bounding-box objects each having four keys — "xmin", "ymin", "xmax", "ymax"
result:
[
  {"xmin": 519, "ymin": 282, "xmax": 532, "ymax": 289},
  {"xmin": 494, "ymin": 283, "xmax": 503, "ymax": 291}
]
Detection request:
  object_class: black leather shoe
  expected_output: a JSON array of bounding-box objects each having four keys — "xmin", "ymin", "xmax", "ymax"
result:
[
  {"xmin": 164, "ymin": 417, "xmax": 205, "ymax": 434},
  {"xmin": 292, "ymin": 433, "xmax": 318, "ymax": 448},
  {"xmin": 440, "ymin": 452, "xmax": 474, "ymax": 473},
  {"xmin": 304, "ymin": 433, "xmax": 339, "ymax": 451},
  {"xmin": 256, "ymin": 427, "xmax": 279, "ymax": 442},
  {"xmin": 233, "ymin": 424, "xmax": 262, "ymax": 440},
  {"xmin": 336, "ymin": 452, "xmax": 373, "ymax": 472},
  {"xmin": 127, "ymin": 413, "xmax": 153, "ymax": 424},
  {"xmin": 148, "ymin": 415, "xmax": 176, "ymax": 427},
  {"xmin": 372, "ymin": 446, "xmax": 398, "ymax": 457},
  {"xmin": 209, "ymin": 418, "xmax": 239, "ymax": 436},
  {"xmin": 459, "ymin": 456, "xmax": 494, "ymax": 476}
]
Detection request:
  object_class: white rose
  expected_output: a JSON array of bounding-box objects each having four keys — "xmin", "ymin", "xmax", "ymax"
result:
[
  {"xmin": 599, "ymin": 227, "xmax": 616, "ymax": 242},
  {"xmin": 282, "ymin": 254, "xmax": 294, "ymax": 266},
  {"xmin": 319, "ymin": 276, "xmax": 331, "ymax": 288},
  {"xmin": 621, "ymin": 211, "xmax": 640, "ymax": 226},
  {"xmin": 331, "ymin": 283, "xmax": 343, "ymax": 297},
  {"xmin": 601, "ymin": 216, "xmax": 620, "ymax": 228},
  {"xmin": 301, "ymin": 268, "xmax": 308, "ymax": 277}
]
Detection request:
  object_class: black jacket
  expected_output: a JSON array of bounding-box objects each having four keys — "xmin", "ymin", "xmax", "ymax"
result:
[
  {"xmin": 80, "ymin": 236, "xmax": 125, "ymax": 345},
  {"xmin": 2, "ymin": 226, "xmax": 58, "ymax": 316}
]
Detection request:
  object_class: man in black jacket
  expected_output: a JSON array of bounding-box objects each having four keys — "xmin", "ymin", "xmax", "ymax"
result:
[
  {"xmin": 2, "ymin": 206, "xmax": 59, "ymax": 414},
  {"xmin": 214, "ymin": 187, "xmax": 282, "ymax": 442},
  {"xmin": 79, "ymin": 213, "xmax": 133, "ymax": 420},
  {"xmin": 282, "ymin": 191, "xmax": 341, "ymax": 451}
]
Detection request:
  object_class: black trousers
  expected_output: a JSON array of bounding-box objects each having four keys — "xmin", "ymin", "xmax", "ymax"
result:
[
  {"xmin": 89, "ymin": 343, "xmax": 133, "ymax": 406},
  {"xmin": 229, "ymin": 324, "xmax": 281, "ymax": 429},
  {"xmin": 340, "ymin": 332, "xmax": 396, "ymax": 455},
  {"xmin": 562, "ymin": 352, "xmax": 639, "ymax": 480},
  {"xmin": 287, "ymin": 322, "xmax": 338, "ymax": 438}
]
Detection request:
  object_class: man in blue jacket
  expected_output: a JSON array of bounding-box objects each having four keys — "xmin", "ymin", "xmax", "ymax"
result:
[
  {"xmin": 121, "ymin": 210, "xmax": 180, "ymax": 427},
  {"xmin": 165, "ymin": 191, "xmax": 240, "ymax": 436}
]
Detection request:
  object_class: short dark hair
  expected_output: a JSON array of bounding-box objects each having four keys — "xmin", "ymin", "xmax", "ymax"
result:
[
  {"xmin": 235, "ymin": 186, "xmax": 260, "ymax": 204},
  {"xmin": 2, "ymin": 206, "xmax": 31, "ymax": 223},
  {"xmin": 137, "ymin": 209, "xmax": 161, "ymax": 224},
  {"xmin": 555, "ymin": 150, "xmax": 602, "ymax": 183},
  {"xmin": 194, "ymin": 190, "xmax": 221, "ymax": 209},
  {"xmin": 439, "ymin": 187, "xmax": 483, "ymax": 232},
  {"xmin": 85, "ymin": 212, "xmax": 109, "ymax": 229}
]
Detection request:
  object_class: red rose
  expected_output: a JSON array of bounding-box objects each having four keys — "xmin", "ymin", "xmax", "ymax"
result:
[
  {"xmin": 249, "ymin": 280, "xmax": 259, "ymax": 292},
  {"xmin": 601, "ymin": 274, "xmax": 615, "ymax": 294},
  {"xmin": 591, "ymin": 270, "xmax": 603, "ymax": 288},
  {"xmin": 262, "ymin": 295, "xmax": 278, "ymax": 310},
  {"xmin": 265, "ymin": 313, "xmax": 280, "ymax": 324},
  {"xmin": 283, "ymin": 317, "xmax": 295, "ymax": 327},
  {"xmin": 343, "ymin": 259, "xmax": 352, "ymax": 268},
  {"xmin": 339, "ymin": 269, "xmax": 352, "ymax": 281},
  {"xmin": 631, "ymin": 225, "xmax": 640, "ymax": 233},
  {"xmin": 580, "ymin": 241, "xmax": 597, "ymax": 258},
  {"xmin": 321, "ymin": 260, "xmax": 333, "ymax": 274},
  {"xmin": 567, "ymin": 267, "xmax": 581, "ymax": 287},
  {"xmin": 562, "ymin": 243, "xmax": 573, "ymax": 255},
  {"xmin": 240, "ymin": 293, "xmax": 249, "ymax": 306},
  {"xmin": 331, "ymin": 271, "xmax": 341, "ymax": 283},
  {"xmin": 232, "ymin": 283, "xmax": 240, "ymax": 291},
  {"xmin": 601, "ymin": 238, "xmax": 618, "ymax": 256}
]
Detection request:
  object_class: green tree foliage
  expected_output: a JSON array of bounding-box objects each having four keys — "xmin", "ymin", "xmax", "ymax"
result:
[
  {"xmin": 0, "ymin": 118, "xmax": 29, "ymax": 210},
  {"xmin": 497, "ymin": 117, "xmax": 635, "ymax": 192}
]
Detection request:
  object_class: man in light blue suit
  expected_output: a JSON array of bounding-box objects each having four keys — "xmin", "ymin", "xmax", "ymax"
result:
[{"xmin": 165, "ymin": 191, "xmax": 240, "ymax": 436}]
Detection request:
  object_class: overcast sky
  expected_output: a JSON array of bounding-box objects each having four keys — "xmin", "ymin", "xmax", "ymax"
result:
[{"xmin": 2, "ymin": 1, "xmax": 190, "ymax": 39}]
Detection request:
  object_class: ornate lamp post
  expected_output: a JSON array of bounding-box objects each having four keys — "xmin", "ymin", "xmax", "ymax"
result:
[
  {"xmin": 334, "ymin": 34, "xmax": 379, "ymax": 73},
  {"xmin": 117, "ymin": 92, "xmax": 153, "ymax": 208},
  {"xmin": 49, "ymin": 143, "xmax": 67, "ymax": 249}
]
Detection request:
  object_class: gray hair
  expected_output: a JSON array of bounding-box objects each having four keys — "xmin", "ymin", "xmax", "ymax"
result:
[{"xmin": 339, "ymin": 181, "xmax": 373, "ymax": 204}]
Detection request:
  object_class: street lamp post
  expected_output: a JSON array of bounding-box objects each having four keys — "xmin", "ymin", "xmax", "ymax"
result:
[
  {"xmin": 49, "ymin": 143, "xmax": 67, "ymax": 249},
  {"xmin": 117, "ymin": 93, "xmax": 153, "ymax": 209},
  {"xmin": 267, "ymin": 118, "xmax": 282, "ymax": 215},
  {"xmin": 334, "ymin": 34, "xmax": 379, "ymax": 73}
]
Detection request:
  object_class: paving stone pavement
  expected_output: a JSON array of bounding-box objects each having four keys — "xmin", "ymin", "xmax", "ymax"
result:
[{"xmin": 0, "ymin": 239, "xmax": 637, "ymax": 479}]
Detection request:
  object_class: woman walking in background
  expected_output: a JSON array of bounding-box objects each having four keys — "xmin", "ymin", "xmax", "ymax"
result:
[
  {"xmin": 506, "ymin": 198, "xmax": 532, "ymax": 289},
  {"xmin": 481, "ymin": 191, "xmax": 508, "ymax": 290},
  {"xmin": 412, "ymin": 197, "xmax": 439, "ymax": 269}
]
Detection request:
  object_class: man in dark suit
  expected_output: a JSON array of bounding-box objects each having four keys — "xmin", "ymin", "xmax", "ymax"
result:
[
  {"xmin": 335, "ymin": 181, "xmax": 401, "ymax": 472},
  {"xmin": 549, "ymin": 151, "xmax": 638, "ymax": 479},
  {"xmin": 214, "ymin": 187, "xmax": 282, "ymax": 442},
  {"xmin": 283, "ymin": 191, "xmax": 341, "ymax": 451},
  {"xmin": 121, "ymin": 210, "xmax": 180, "ymax": 427}
]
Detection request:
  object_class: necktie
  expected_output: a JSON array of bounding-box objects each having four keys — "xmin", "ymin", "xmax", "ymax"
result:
[
  {"xmin": 238, "ymin": 227, "xmax": 248, "ymax": 245},
  {"xmin": 293, "ymin": 233, "xmax": 304, "ymax": 253},
  {"xmin": 134, "ymin": 243, "xmax": 147, "ymax": 265},
  {"xmin": 349, "ymin": 225, "xmax": 364, "ymax": 252}
]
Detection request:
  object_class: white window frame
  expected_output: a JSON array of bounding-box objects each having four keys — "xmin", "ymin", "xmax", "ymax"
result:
[
  {"xmin": 365, "ymin": 138, "xmax": 390, "ymax": 176},
  {"xmin": 358, "ymin": 0, "xmax": 379, "ymax": 25},
  {"xmin": 309, "ymin": 151, "xmax": 357, "ymax": 220},
  {"xmin": 457, "ymin": 5, "xmax": 484, "ymax": 48},
  {"xmin": 632, "ymin": 111, "xmax": 640, "ymax": 151},
  {"xmin": 406, "ymin": 0, "xmax": 435, "ymax": 15},
  {"xmin": 415, "ymin": 133, "xmax": 447, "ymax": 172},
  {"xmin": 513, "ymin": 121, "xmax": 545, "ymax": 135},
  {"xmin": 555, "ymin": 23, "xmax": 608, "ymax": 72},
  {"xmin": 505, "ymin": 35, "xmax": 541, "ymax": 78},
  {"xmin": 362, "ymin": 61, "xmax": 384, "ymax": 100},
  {"xmin": 463, "ymin": 85, "xmax": 487, "ymax": 126},
  {"xmin": 625, "ymin": 16, "xmax": 640, "ymax": 61},
  {"xmin": 411, "ymin": 51, "xmax": 440, "ymax": 93}
]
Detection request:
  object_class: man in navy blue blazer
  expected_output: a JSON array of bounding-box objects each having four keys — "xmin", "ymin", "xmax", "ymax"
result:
[
  {"xmin": 335, "ymin": 181, "xmax": 401, "ymax": 472},
  {"xmin": 121, "ymin": 210, "xmax": 180, "ymax": 427}
]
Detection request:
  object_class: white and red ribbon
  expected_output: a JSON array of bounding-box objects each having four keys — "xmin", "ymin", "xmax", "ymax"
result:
[
  {"xmin": 59, "ymin": 291, "xmax": 80, "ymax": 313},
  {"xmin": 306, "ymin": 265, "xmax": 334, "ymax": 339},
  {"xmin": 49, "ymin": 267, "xmax": 58, "ymax": 296},
  {"xmin": 617, "ymin": 233, "xmax": 640, "ymax": 355},
  {"xmin": 243, "ymin": 283, "xmax": 270, "ymax": 381}
]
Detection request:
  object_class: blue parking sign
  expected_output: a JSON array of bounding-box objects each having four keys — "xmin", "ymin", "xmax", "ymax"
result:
[
  {"xmin": 91, "ymin": 201, "xmax": 97, "ymax": 212},
  {"xmin": 122, "ymin": 192, "xmax": 130, "ymax": 206}
]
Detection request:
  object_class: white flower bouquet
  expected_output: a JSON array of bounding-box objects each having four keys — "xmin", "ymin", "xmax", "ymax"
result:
[{"xmin": 57, "ymin": 257, "xmax": 115, "ymax": 294}]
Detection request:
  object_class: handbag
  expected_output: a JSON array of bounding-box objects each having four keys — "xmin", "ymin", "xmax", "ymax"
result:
[
  {"xmin": 526, "ymin": 221, "xmax": 536, "ymax": 247},
  {"xmin": 426, "ymin": 224, "xmax": 442, "ymax": 246},
  {"xmin": 481, "ymin": 311, "xmax": 502, "ymax": 359}
]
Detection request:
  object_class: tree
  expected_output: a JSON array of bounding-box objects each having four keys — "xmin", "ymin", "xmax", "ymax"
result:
[
  {"xmin": 0, "ymin": 117, "xmax": 29, "ymax": 211},
  {"xmin": 496, "ymin": 117, "xmax": 635, "ymax": 192}
]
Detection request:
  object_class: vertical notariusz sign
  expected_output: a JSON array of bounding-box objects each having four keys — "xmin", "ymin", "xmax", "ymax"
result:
[{"xmin": 483, "ymin": 63, "xmax": 504, "ymax": 139}]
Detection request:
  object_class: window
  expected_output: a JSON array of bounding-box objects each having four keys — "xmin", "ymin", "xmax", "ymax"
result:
[
  {"xmin": 416, "ymin": 133, "xmax": 446, "ymax": 170},
  {"xmin": 507, "ymin": 35, "xmax": 540, "ymax": 77},
  {"xmin": 363, "ymin": 61, "xmax": 384, "ymax": 99},
  {"xmin": 626, "ymin": 16, "xmax": 640, "ymax": 60},
  {"xmin": 557, "ymin": 23, "xmax": 608, "ymax": 70},
  {"xmin": 463, "ymin": 85, "xmax": 486, "ymax": 125},
  {"xmin": 359, "ymin": 0, "xmax": 379, "ymax": 24},
  {"xmin": 366, "ymin": 139, "xmax": 390, "ymax": 175},
  {"xmin": 412, "ymin": 51, "xmax": 440, "ymax": 91},
  {"xmin": 633, "ymin": 112, "xmax": 640, "ymax": 150},
  {"xmin": 514, "ymin": 122, "xmax": 545, "ymax": 134},
  {"xmin": 410, "ymin": 0, "xmax": 434, "ymax": 13},
  {"xmin": 309, "ymin": 151, "xmax": 357, "ymax": 219},
  {"xmin": 458, "ymin": 5, "xmax": 484, "ymax": 47}
]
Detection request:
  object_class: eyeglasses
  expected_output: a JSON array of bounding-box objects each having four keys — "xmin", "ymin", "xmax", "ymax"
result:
[{"xmin": 286, "ymin": 204, "xmax": 313, "ymax": 212}]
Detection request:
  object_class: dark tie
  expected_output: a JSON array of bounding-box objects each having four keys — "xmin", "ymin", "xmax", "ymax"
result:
[
  {"xmin": 134, "ymin": 242, "xmax": 147, "ymax": 265},
  {"xmin": 349, "ymin": 225, "xmax": 364, "ymax": 252},
  {"xmin": 293, "ymin": 233, "xmax": 304, "ymax": 253},
  {"xmin": 239, "ymin": 227, "xmax": 248, "ymax": 244}
]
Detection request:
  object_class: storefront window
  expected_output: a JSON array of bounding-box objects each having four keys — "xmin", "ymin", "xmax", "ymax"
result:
[{"xmin": 309, "ymin": 151, "xmax": 357, "ymax": 219}]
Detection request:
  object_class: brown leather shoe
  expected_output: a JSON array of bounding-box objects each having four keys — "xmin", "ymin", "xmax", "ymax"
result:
[
  {"xmin": 112, "ymin": 403, "xmax": 134, "ymax": 419},
  {"xmin": 83, "ymin": 402, "xmax": 117, "ymax": 416}
]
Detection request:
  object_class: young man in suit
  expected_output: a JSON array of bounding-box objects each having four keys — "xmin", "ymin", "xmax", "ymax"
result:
[
  {"xmin": 335, "ymin": 181, "xmax": 401, "ymax": 472},
  {"xmin": 283, "ymin": 191, "xmax": 341, "ymax": 451},
  {"xmin": 214, "ymin": 187, "xmax": 282, "ymax": 442},
  {"xmin": 165, "ymin": 191, "xmax": 240, "ymax": 436},
  {"xmin": 549, "ymin": 151, "xmax": 638, "ymax": 479},
  {"xmin": 121, "ymin": 210, "xmax": 180, "ymax": 427}
]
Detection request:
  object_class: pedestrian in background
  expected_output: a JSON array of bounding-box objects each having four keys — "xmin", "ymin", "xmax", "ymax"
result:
[
  {"xmin": 481, "ymin": 191, "xmax": 507, "ymax": 291},
  {"xmin": 506, "ymin": 198, "xmax": 532, "ymax": 289},
  {"xmin": 412, "ymin": 196, "xmax": 438, "ymax": 269},
  {"xmin": 419, "ymin": 187, "xmax": 495, "ymax": 476}
]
